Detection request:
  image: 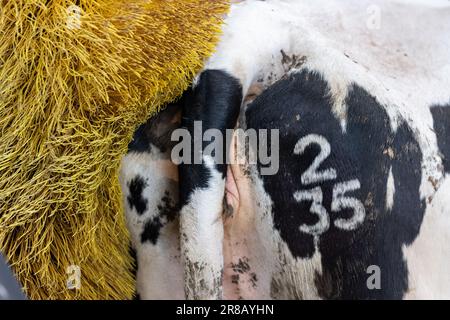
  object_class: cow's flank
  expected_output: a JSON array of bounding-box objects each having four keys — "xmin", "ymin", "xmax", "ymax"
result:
[{"xmin": 245, "ymin": 69, "xmax": 425, "ymax": 299}]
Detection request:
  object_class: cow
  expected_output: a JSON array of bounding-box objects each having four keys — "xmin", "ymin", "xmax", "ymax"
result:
[{"xmin": 120, "ymin": 0, "xmax": 450, "ymax": 299}]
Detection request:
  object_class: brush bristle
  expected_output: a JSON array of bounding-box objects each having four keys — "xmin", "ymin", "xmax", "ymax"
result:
[{"xmin": 0, "ymin": 0, "xmax": 229, "ymax": 299}]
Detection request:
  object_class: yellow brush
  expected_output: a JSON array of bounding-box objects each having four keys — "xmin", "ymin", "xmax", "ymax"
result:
[{"xmin": 0, "ymin": 0, "xmax": 229, "ymax": 299}]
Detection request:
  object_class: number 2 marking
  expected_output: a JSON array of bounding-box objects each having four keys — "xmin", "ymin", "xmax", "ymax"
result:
[{"xmin": 294, "ymin": 134, "xmax": 337, "ymax": 185}]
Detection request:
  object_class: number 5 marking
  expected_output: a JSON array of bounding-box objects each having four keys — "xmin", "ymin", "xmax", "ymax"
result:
[
  {"xmin": 331, "ymin": 179, "xmax": 365, "ymax": 230},
  {"xmin": 294, "ymin": 187, "xmax": 330, "ymax": 236},
  {"xmin": 294, "ymin": 134, "xmax": 337, "ymax": 185}
]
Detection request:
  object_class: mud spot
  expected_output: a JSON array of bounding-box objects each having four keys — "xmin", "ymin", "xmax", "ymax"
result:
[
  {"xmin": 231, "ymin": 257, "xmax": 251, "ymax": 274},
  {"xmin": 231, "ymin": 274, "xmax": 240, "ymax": 285}
]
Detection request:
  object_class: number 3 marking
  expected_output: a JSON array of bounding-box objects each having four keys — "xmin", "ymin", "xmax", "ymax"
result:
[
  {"xmin": 294, "ymin": 187, "xmax": 330, "ymax": 236},
  {"xmin": 294, "ymin": 134, "xmax": 337, "ymax": 185}
]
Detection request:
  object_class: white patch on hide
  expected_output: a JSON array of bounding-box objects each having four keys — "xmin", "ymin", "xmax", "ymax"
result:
[
  {"xmin": 385, "ymin": 166, "xmax": 395, "ymax": 211},
  {"xmin": 403, "ymin": 175, "xmax": 450, "ymax": 299}
]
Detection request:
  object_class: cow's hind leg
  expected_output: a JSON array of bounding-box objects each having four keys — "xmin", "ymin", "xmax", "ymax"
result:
[
  {"xmin": 120, "ymin": 103, "xmax": 184, "ymax": 299},
  {"xmin": 178, "ymin": 70, "xmax": 241, "ymax": 299}
]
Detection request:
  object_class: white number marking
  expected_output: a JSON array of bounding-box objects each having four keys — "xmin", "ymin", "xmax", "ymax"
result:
[
  {"xmin": 294, "ymin": 134, "xmax": 337, "ymax": 185},
  {"xmin": 293, "ymin": 135, "xmax": 366, "ymax": 237},
  {"xmin": 331, "ymin": 179, "xmax": 366, "ymax": 230},
  {"xmin": 294, "ymin": 187, "xmax": 330, "ymax": 236}
]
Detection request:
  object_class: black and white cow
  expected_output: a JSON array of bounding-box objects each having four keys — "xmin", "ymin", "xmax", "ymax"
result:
[{"xmin": 120, "ymin": 0, "xmax": 450, "ymax": 299}]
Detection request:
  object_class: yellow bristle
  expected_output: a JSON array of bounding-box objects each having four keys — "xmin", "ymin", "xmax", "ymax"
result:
[{"xmin": 0, "ymin": 0, "xmax": 229, "ymax": 299}]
